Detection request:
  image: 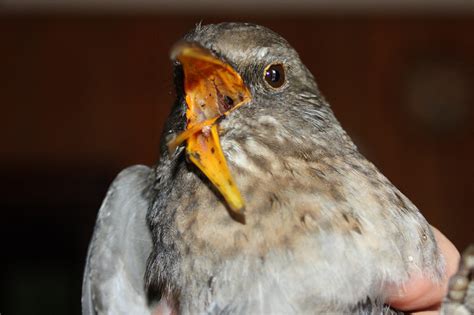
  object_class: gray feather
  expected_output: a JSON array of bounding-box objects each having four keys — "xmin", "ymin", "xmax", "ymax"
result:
[{"xmin": 82, "ymin": 165, "xmax": 153, "ymax": 315}]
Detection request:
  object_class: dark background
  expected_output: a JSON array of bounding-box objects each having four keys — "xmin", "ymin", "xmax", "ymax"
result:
[{"xmin": 1, "ymin": 4, "xmax": 473, "ymax": 314}]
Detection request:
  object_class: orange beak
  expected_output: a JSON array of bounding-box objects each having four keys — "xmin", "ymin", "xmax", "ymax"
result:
[{"xmin": 167, "ymin": 43, "xmax": 251, "ymax": 219}]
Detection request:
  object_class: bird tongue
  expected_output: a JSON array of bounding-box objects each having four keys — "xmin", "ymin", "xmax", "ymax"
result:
[{"xmin": 167, "ymin": 43, "xmax": 251, "ymax": 220}]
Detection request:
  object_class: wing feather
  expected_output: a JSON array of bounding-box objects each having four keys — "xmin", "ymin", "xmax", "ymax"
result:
[{"xmin": 82, "ymin": 165, "xmax": 153, "ymax": 315}]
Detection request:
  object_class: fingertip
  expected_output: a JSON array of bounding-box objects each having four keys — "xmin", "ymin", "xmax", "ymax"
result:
[
  {"xmin": 431, "ymin": 226, "xmax": 460, "ymax": 281},
  {"xmin": 387, "ymin": 226, "xmax": 460, "ymax": 311}
]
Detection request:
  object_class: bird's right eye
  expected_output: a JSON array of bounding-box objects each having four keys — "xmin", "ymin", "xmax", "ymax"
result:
[{"xmin": 264, "ymin": 63, "xmax": 286, "ymax": 89}]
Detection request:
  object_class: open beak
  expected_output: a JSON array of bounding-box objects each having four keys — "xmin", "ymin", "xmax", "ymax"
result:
[{"xmin": 167, "ymin": 43, "xmax": 251, "ymax": 220}]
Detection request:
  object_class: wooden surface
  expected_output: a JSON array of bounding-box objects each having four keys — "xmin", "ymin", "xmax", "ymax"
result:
[{"xmin": 1, "ymin": 14, "xmax": 473, "ymax": 314}]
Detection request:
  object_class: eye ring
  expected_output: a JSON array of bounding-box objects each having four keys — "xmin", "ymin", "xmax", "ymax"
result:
[{"xmin": 264, "ymin": 63, "xmax": 286, "ymax": 89}]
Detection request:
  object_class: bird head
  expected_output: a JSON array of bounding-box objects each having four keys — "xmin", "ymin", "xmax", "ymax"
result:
[{"xmin": 166, "ymin": 23, "xmax": 338, "ymax": 222}]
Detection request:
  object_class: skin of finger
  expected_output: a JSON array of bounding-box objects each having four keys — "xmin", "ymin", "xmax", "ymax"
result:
[
  {"xmin": 387, "ymin": 226, "xmax": 460, "ymax": 312},
  {"xmin": 411, "ymin": 311, "xmax": 439, "ymax": 315}
]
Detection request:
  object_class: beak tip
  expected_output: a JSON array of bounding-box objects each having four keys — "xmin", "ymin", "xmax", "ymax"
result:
[
  {"xmin": 169, "ymin": 42, "xmax": 184, "ymax": 60},
  {"xmin": 169, "ymin": 41, "xmax": 206, "ymax": 61},
  {"xmin": 166, "ymin": 133, "xmax": 177, "ymax": 156},
  {"xmin": 230, "ymin": 208, "xmax": 246, "ymax": 225}
]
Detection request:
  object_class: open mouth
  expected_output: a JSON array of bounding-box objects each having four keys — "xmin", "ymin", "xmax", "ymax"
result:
[{"xmin": 167, "ymin": 43, "xmax": 251, "ymax": 221}]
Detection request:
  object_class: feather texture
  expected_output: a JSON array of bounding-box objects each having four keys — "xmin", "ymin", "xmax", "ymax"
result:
[{"xmin": 82, "ymin": 166, "xmax": 153, "ymax": 315}]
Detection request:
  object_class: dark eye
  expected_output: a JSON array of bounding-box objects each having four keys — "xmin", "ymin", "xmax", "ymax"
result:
[{"xmin": 264, "ymin": 63, "xmax": 285, "ymax": 88}]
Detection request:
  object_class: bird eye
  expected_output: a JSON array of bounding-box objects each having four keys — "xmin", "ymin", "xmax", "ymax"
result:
[{"xmin": 264, "ymin": 63, "xmax": 285, "ymax": 88}]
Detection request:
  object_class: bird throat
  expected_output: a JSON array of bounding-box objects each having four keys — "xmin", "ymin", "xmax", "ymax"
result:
[{"xmin": 167, "ymin": 43, "xmax": 251, "ymax": 221}]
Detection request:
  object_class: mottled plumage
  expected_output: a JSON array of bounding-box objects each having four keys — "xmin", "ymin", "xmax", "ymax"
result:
[{"xmin": 146, "ymin": 23, "xmax": 442, "ymax": 314}]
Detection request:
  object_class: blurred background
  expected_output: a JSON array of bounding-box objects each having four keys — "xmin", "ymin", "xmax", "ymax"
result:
[{"xmin": 1, "ymin": 0, "xmax": 473, "ymax": 314}]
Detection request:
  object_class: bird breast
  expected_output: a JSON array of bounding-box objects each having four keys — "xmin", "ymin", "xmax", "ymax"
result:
[{"xmin": 157, "ymin": 132, "xmax": 442, "ymax": 313}]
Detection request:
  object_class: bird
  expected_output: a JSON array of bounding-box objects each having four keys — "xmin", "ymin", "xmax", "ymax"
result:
[{"xmin": 82, "ymin": 22, "xmax": 473, "ymax": 314}]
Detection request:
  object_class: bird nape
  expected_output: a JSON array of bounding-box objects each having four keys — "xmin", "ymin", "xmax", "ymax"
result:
[{"xmin": 82, "ymin": 22, "xmax": 474, "ymax": 315}]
